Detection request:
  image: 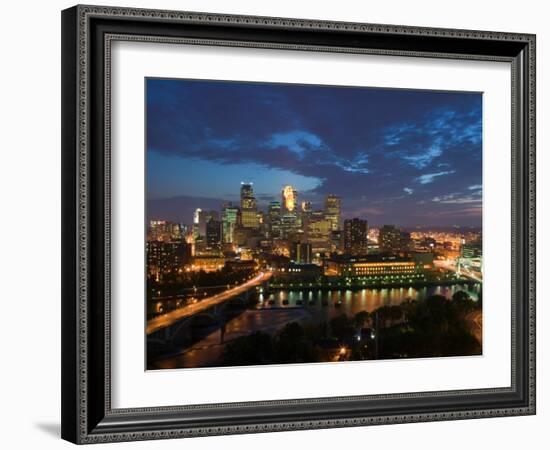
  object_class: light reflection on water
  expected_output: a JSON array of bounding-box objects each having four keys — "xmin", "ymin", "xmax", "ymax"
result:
[
  {"xmin": 152, "ymin": 283, "xmax": 482, "ymax": 369},
  {"xmin": 258, "ymin": 284, "xmax": 481, "ymax": 319}
]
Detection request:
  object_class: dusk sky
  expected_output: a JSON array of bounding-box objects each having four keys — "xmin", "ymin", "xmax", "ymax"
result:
[{"xmin": 146, "ymin": 78, "xmax": 482, "ymax": 228}]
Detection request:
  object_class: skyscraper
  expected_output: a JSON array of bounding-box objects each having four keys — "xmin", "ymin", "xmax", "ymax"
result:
[
  {"xmin": 240, "ymin": 182, "xmax": 259, "ymax": 229},
  {"xmin": 344, "ymin": 218, "xmax": 368, "ymax": 255},
  {"xmin": 324, "ymin": 194, "xmax": 341, "ymax": 231},
  {"xmin": 281, "ymin": 185, "xmax": 298, "ymax": 213},
  {"xmin": 240, "ymin": 182, "xmax": 253, "ymax": 199},
  {"xmin": 281, "ymin": 213, "xmax": 298, "ymax": 238},
  {"xmin": 221, "ymin": 203, "xmax": 239, "ymax": 243},
  {"xmin": 307, "ymin": 212, "xmax": 333, "ymax": 254},
  {"xmin": 206, "ymin": 218, "xmax": 222, "ymax": 248},
  {"xmin": 192, "ymin": 208, "xmax": 203, "ymax": 240},
  {"xmin": 268, "ymin": 201, "xmax": 282, "ymax": 238},
  {"xmin": 149, "ymin": 220, "xmax": 170, "ymax": 241},
  {"xmin": 379, "ymin": 224, "xmax": 402, "ymax": 254}
]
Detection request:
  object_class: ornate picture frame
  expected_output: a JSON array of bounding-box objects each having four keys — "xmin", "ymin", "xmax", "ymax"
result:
[{"xmin": 61, "ymin": 5, "xmax": 535, "ymax": 444}]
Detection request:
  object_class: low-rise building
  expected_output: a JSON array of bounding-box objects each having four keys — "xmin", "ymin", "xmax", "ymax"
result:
[
  {"xmin": 324, "ymin": 254, "xmax": 421, "ymax": 278},
  {"xmin": 191, "ymin": 256, "xmax": 227, "ymax": 272},
  {"xmin": 274, "ymin": 263, "xmax": 323, "ymax": 281}
]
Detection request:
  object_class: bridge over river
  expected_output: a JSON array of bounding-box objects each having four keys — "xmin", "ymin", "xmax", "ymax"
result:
[{"xmin": 147, "ymin": 271, "xmax": 272, "ymax": 358}]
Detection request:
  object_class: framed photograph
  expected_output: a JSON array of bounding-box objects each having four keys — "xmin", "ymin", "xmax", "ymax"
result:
[{"xmin": 61, "ymin": 5, "xmax": 536, "ymax": 444}]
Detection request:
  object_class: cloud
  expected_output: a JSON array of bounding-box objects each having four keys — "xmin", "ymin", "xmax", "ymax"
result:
[
  {"xmin": 402, "ymin": 146, "xmax": 442, "ymax": 169},
  {"xmin": 432, "ymin": 190, "xmax": 482, "ymax": 204},
  {"xmin": 347, "ymin": 206, "xmax": 385, "ymax": 217},
  {"xmin": 382, "ymin": 107, "xmax": 482, "ymax": 170},
  {"xmin": 421, "ymin": 207, "xmax": 482, "ymax": 218},
  {"xmin": 266, "ymin": 131, "xmax": 323, "ymax": 159},
  {"xmin": 146, "ymin": 79, "xmax": 482, "ymax": 226},
  {"xmin": 416, "ymin": 170, "xmax": 455, "ymax": 185}
]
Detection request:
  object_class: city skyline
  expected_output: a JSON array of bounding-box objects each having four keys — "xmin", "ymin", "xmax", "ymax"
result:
[
  {"xmin": 146, "ymin": 79, "xmax": 483, "ymax": 370},
  {"xmin": 147, "ymin": 78, "xmax": 482, "ymax": 227}
]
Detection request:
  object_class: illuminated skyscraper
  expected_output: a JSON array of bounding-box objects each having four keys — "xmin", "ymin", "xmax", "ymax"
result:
[
  {"xmin": 268, "ymin": 201, "xmax": 282, "ymax": 238},
  {"xmin": 281, "ymin": 185, "xmax": 298, "ymax": 212},
  {"xmin": 221, "ymin": 203, "xmax": 239, "ymax": 243},
  {"xmin": 344, "ymin": 218, "xmax": 368, "ymax": 255},
  {"xmin": 307, "ymin": 212, "xmax": 333, "ymax": 255},
  {"xmin": 149, "ymin": 220, "xmax": 170, "ymax": 241},
  {"xmin": 324, "ymin": 194, "xmax": 341, "ymax": 231},
  {"xmin": 240, "ymin": 182, "xmax": 253, "ymax": 198},
  {"xmin": 281, "ymin": 213, "xmax": 298, "ymax": 238},
  {"xmin": 192, "ymin": 209, "xmax": 203, "ymax": 240},
  {"xmin": 379, "ymin": 224, "xmax": 402, "ymax": 254},
  {"xmin": 240, "ymin": 182, "xmax": 259, "ymax": 229},
  {"xmin": 330, "ymin": 229, "xmax": 343, "ymax": 253}
]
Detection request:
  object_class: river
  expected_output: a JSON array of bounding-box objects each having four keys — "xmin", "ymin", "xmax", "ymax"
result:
[{"xmin": 149, "ymin": 283, "xmax": 481, "ymax": 370}]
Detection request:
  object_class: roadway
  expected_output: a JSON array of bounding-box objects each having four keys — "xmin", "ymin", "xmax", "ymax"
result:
[
  {"xmin": 434, "ymin": 259, "xmax": 483, "ymax": 283},
  {"xmin": 146, "ymin": 271, "xmax": 272, "ymax": 335}
]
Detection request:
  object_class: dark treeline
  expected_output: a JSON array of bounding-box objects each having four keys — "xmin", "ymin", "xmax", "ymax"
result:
[{"xmin": 222, "ymin": 291, "xmax": 481, "ymax": 366}]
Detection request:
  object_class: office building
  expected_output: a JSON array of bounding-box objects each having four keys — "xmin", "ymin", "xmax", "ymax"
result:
[
  {"xmin": 281, "ymin": 185, "xmax": 298, "ymax": 212},
  {"xmin": 379, "ymin": 224, "xmax": 402, "ymax": 254},
  {"xmin": 221, "ymin": 203, "xmax": 239, "ymax": 243},
  {"xmin": 324, "ymin": 194, "xmax": 341, "ymax": 231},
  {"xmin": 206, "ymin": 218, "xmax": 222, "ymax": 248},
  {"xmin": 268, "ymin": 201, "xmax": 282, "ymax": 238},
  {"xmin": 240, "ymin": 182, "xmax": 259, "ymax": 229},
  {"xmin": 343, "ymin": 218, "xmax": 368, "ymax": 255}
]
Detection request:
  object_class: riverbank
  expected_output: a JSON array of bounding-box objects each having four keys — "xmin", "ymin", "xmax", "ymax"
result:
[
  {"xmin": 267, "ymin": 277, "xmax": 479, "ymax": 291},
  {"xmin": 148, "ymin": 282, "xmax": 481, "ymax": 369}
]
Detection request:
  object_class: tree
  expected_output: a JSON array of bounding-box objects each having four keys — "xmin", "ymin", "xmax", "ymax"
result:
[
  {"xmin": 354, "ymin": 311, "xmax": 370, "ymax": 329},
  {"xmin": 452, "ymin": 290, "xmax": 471, "ymax": 303},
  {"xmin": 374, "ymin": 305, "xmax": 394, "ymax": 329},
  {"xmin": 330, "ymin": 314, "xmax": 354, "ymax": 341},
  {"xmin": 389, "ymin": 305, "xmax": 403, "ymax": 325},
  {"xmin": 222, "ymin": 331, "xmax": 273, "ymax": 366},
  {"xmin": 274, "ymin": 322, "xmax": 317, "ymax": 363},
  {"xmin": 451, "ymin": 290, "xmax": 476, "ymax": 316}
]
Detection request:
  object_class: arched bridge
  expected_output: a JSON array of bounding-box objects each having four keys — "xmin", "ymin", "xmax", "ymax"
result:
[{"xmin": 147, "ymin": 271, "xmax": 272, "ymax": 357}]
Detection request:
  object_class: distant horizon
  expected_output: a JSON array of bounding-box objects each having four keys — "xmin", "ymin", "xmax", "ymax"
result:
[{"xmin": 147, "ymin": 78, "xmax": 482, "ymax": 228}]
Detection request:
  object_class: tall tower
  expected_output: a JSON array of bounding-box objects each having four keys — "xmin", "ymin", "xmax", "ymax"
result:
[
  {"xmin": 221, "ymin": 203, "xmax": 239, "ymax": 243},
  {"xmin": 324, "ymin": 194, "xmax": 341, "ymax": 231},
  {"xmin": 281, "ymin": 185, "xmax": 298, "ymax": 213},
  {"xmin": 240, "ymin": 182, "xmax": 259, "ymax": 229},
  {"xmin": 268, "ymin": 201, "xmax": 282, "ymax": 238},
  {"xmin": 192, "ymin": 208, "xmax": 203, "ymax": 240}
]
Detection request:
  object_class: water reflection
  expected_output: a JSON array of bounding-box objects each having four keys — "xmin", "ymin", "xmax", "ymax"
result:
[
  {"xmin": 151, "ymin": 283, "xmax": 481, "ymax": 369},
  {"xmin": 258, "ymin": 284, "xmax": 481, "ymax": 319}
]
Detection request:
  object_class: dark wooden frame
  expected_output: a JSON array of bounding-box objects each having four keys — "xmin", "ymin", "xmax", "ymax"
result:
[{"xmin": 61, "ymin": 4, "xmax": 536, "ymax": 444}]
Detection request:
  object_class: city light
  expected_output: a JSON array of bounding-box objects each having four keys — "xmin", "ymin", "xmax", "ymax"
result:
[
  {"xmin": 282, "ymin": 185, "xmax": 297, "ymax": 212},
  {"xmin": 147, "ymin": 182, "xmax": 482, "ymax": 369}
]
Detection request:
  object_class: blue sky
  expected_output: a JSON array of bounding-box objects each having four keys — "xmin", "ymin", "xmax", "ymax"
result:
[{"xmin": 146, "ymin": 78, "xmax": 482, "ymax": 227}]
